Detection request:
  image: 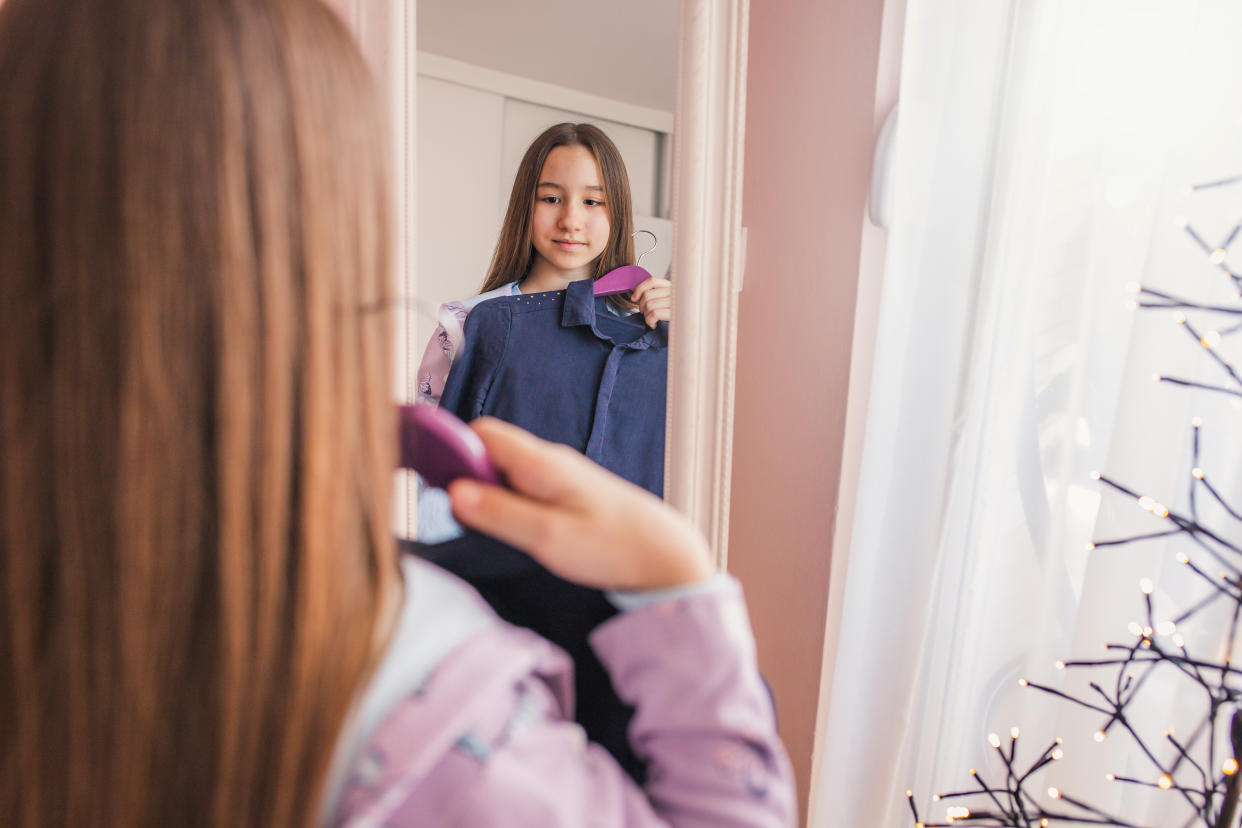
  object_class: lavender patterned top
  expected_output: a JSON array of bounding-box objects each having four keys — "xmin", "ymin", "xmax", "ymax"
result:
[
  {"xmin": 416, "ymin": 282, "xmax": 520, "ymax": 406},
  {"xmin": 324, "ymin": 557, "xmax": 797, "ymax": 827}
]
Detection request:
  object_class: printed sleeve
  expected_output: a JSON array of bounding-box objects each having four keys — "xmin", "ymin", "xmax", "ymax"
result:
[
  {"xmin": 439, "ymin": 300, "xmax": 510, "ymax": 422},
  {"xmin": 415, "ymin": 302, "xmax": 469, "ymax": 406}
]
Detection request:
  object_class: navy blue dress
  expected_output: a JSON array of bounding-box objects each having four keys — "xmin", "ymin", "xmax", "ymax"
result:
[{"xmin": 438, "ymin": 277, "xmax": 668, "ymax": 496}]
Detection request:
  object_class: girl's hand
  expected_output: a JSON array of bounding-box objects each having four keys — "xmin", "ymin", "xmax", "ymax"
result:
[
  {"xmin": 630, "ymin": 276, "xmax": 671, "ymax": 328},
  {"xmin": 447, "ymin": 418, "xmax": 713, "ymax": 591}
]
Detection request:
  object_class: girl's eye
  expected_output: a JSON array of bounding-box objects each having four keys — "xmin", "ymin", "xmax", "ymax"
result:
[
  {"xmin": 540, "ymin": 195, "xmax": 561, "ymax": 204},
  {"xmin": 585, "ymin": 199, "xmax": 605, "ymax": 207}
]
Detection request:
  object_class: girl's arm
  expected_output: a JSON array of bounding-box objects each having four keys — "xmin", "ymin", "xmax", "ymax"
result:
[{"xmin": 443, "ymin": 420, "xmax": 797, "ymax": 826}]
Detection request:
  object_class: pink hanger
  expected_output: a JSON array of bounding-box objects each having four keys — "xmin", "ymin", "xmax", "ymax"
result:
[{"xmin": 593, "ymin": 230, "xmax": 660, "ymax": 296}]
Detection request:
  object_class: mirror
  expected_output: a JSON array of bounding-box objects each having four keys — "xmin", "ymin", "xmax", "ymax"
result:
[
  {"xmin": 329, "ymin": 0, "xmax": 748, "ymax": 559},
  {"xmin": 409, "ymin": 0, "xmax": 680, "ymax": 540}
]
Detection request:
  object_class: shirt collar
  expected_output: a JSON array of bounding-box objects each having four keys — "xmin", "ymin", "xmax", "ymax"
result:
[{"xmin": 560, "ymin": 278, "xmax": 667, "ymax": 350}]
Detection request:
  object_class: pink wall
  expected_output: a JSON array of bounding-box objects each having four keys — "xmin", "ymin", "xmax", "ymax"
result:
[{"xmin": 729, "ymin": 0, "xmax": 886, "ymax": 819}]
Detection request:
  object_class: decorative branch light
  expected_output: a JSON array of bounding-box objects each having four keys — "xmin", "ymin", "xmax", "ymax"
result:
[{"xmin": 910, "ymin": 176, "xmax": 1242, "ymax": 828}]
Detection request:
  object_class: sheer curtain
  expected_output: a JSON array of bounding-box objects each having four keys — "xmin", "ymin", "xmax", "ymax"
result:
[{"xmin": 813, "ymin": 1, "xmax": 1242, "ymax": 825}]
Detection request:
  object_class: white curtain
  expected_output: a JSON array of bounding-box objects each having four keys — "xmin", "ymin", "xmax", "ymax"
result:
[{"xmin": 813, "ymin": 1, "xmax": 1242, "ymax": 825}]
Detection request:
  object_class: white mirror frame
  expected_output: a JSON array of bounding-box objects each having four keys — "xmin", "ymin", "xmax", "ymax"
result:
[
  {"xmin": 337, "ymin": 0, "xmax": 750, "ymax": 564},
  {"xmin": 666, "ymin": 0, "xmax": 750, "ymax": 569}
]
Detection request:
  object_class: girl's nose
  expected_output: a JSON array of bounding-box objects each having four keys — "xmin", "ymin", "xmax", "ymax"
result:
[{"xmin": 558, "ymin": 202, "xmax": 584, "ymax": 230}]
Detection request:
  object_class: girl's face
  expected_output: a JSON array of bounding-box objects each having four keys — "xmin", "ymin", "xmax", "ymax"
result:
[{"xmin": 529, "ymin": 144, "xmax": 611, "ymax": 281}]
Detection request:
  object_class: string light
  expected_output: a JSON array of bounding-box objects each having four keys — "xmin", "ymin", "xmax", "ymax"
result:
[{"xmin": 910, "ymin": 174, "xmax": 1242, "ymax": 827}]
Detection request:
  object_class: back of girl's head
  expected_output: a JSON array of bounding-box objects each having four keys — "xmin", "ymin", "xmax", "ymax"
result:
[
  {"xmin": 481, "ymin": 122, "xmax": 636, "ymax": 292},
  {"xmin": 0, "ymin": 0, "xmax": 396, "ymax": 825}
]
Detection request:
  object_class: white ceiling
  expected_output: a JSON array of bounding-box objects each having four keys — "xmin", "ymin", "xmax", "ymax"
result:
[{"xmin": 417, "ymin": 0, "xmax": 679, "ymax": 113}]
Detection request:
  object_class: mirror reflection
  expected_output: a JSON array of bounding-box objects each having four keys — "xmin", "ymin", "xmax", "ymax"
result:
[{"xmin": 404, "ymin": 0, "xmax": 682, "ymax": 780}]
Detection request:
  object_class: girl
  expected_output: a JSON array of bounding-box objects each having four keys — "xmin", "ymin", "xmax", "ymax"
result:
[
  {"xmin": 416, "ymin": 123, "xmax": 672, "ymax": 541},
  {"xmin": 416, "ymin": 122, "xmax": 672, "ymax": 407},
  {"xmin": 0, "ymin": 1, "xmax": 795, "ymax": 826}
]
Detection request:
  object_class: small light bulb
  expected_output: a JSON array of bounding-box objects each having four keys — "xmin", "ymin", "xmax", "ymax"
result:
[
  {"xmin": 1048, "ymin": 787, "xmax": 1062, "ymax": 799},
  {"xmin": 1157, "ymin": 621, "xmax": 1176, "ymax": 636},
  {"xmin": 906, "ymin": 789, "xmax": 914, "ymax": 797},
  {"xmin": 1094, "ymin": 730, "xmax": 1107, "ymax": 743},
  {"xmin": 1052, "ymin": 749, "xmax": 1064, "ymax": 760},
  {"xmin": 1225, "ymin": 759, "xmax": 1239, "ymax": 775},
  {"xmin": 1139, "ymin": 496, "xmax": 1156, "ymax": 511},
  {"xmin": 1175, "ymin": 312, "xmax": 1188, "ymax": 324},
  {"xmin": 1203, "ymin": 331, "xmax": 1222, "ymax": 349},
  {"xmin": 1106, "ymin": 773, "xmax": 1116, "ymax": 781},
  {"xmin": 1090, "ymin": 470, "xmax": 1102, "ymax": 480},
  {"xmin": 946, "ymin": 806, "xmax": 971, "ymax": 820},
  {"xmin": 988, "ymin": 733, "xmax": 1001, "ymax": 748},
  {"xmin": 1192, "ymin": 416, "xmax": 1203, "ymax": 427},
  {"xmin": 1019, "ymin": 678, "xmax": 1029, "ymax": 687},
  {"xmin": 1056, "ymin": 660, "xmax": 1067, "ymax": 670},
  {"xmin": 1011, "ymin": 727, "xmax": 1020, "ymax": 740},
  {"xmin": 1144, "ymin": 626, "xmax": 1154, "ymax": 637},
  {"xmin": 1153, "ymin": 373, "xmax": 1163, "ymax": 382},
  {"xmin": 1173, "ymin": 633, "xmax": 1186, "ymax": 648},
  {"xmin": 1177, "ymin": 552, "xmax": 1190, "ymax": 565},
  {"xmin": 1158, "ymin": 774, "xmax": 1173, "ymax": 790},
  {"xmin": 1139, "ymin": 578, "xmax": 1154, "ymax": 594},
  {"xmin": 1085, "ymin": 541, "xmax": 1096, "ymax": 550},
  {"xmin": 1128, "ymin": 622, "xmax": 1144, "ymax": 636},
  {"xmin": 1193, "ymin": 467, "xmax": 1205, "ymax": 479},
  {"xmin": 933, "ymin": 794, "xmax": 941, "ymax": 801},
  {"xmin": 1127, "ymin": 282, "xmax": 1143, "ymax": 293},
  {"xmin": 1210, "ymin": 249, "xmax": 1228, "ymax": 265}
]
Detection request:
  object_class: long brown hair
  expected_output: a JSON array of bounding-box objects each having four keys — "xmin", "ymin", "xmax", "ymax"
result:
[
  {"xmin": 0, "ymin": 0, "xmax": 397, "ymax": 825},
  {"xmin": 481, "ymin": 123, "xmax": 636, "ymax": 299}
]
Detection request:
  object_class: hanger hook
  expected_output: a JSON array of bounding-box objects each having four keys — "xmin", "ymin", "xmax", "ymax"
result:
[{"xmin": 632, "ymin": 229, "xmax": 658, "ymax": 267}]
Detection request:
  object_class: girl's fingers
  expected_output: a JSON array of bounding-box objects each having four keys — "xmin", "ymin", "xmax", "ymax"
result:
[
  {"xmin": 640, "ymin": 294, "xmax": 672, "ymax": 327},
  {"xmin": 468, "ymin": 417, "xmax": 586, "ymax": 504},
  {"xmin": 630, "ymin": 276, "xmax": 671, "ymax": 304},
  {"xmin": 448, "ymin": 477, "xmax": 572, "ymax": 554}
]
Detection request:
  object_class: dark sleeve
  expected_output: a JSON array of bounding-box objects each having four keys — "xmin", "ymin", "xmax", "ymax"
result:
[{"xmin": 439, "ymin": 299, "xmax": 512, "ymax": 422}]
